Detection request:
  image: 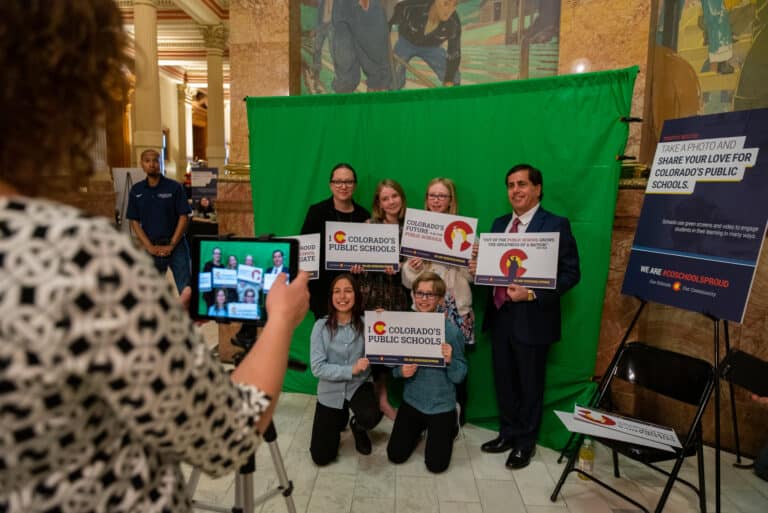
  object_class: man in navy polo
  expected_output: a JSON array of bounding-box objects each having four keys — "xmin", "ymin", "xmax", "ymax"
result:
[{"xmin": 126, "ymin": 149, "xmax": 192, "ymax": 293}]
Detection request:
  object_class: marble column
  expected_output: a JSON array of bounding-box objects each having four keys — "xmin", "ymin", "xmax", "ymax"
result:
[
  {"xmin": 558, "ymin": 0, "xmax": 652, "ymax": 161},
  {"xmin": 201, "ymin": 24, "xmax": 228, "ymax": 170},
  {"xmin": 176, "ymin": 84, "xmax": 192, "ymax": 181},
  {"xmin": 216, "ymin": 0, "xmax": 291, "ymax": 362},
  {"xmin": 132, "ymin": 0, "xmax": 163, "ymax": 164}
]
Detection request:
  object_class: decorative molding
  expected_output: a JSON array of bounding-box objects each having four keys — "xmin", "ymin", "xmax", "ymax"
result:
[
  {"xmin": 221, "ymin": 162, "xmax": 251, "ymax": 182},
  {"xmin": 200, "ymin": 24, "xmax": 229, "ymax": 51},
  {"xmin": 618, "ymin": 162, "xmax": 650, "ymax": 190}
]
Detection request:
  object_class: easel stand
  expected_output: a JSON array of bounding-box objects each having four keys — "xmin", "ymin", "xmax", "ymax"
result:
[{"xmin": 186, "ymin": 421, "xmax": 296, "ymax": 513}]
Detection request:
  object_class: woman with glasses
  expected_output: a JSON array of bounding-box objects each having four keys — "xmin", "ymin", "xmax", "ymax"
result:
[
  {"xmin": 402, "ymin": 177, "xmax": 475, "ymax": 424},
  {"xmin": 301, "ymin": 163, "xmax": 370, "ymax": 319}
]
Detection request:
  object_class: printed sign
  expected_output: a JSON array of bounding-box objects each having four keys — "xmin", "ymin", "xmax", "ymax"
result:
[
  {"xmin": 400, "ymin": 208, "xmax": 478, "ymax": 267},
  {"xmin": 289, "ymin": 233, "xmax": 321, "ymax": 279},
  {"xmin": 622, "ymin": 109, "xmax": 768, "ymax": 322},
  {"xmin": 364, "ymin": 311, "xmax": 445, "ymax": 367},
  {"xmin": 474, "ymin": 232, "xmax": 560, "ymax": 288},
  {"xmin": 555, "ymin": 405, "xmax": 681, "ymax": 452},
  {"xmin": 228, "ymin": 302, "xmax": 259, "ymax": 320},
  {"xmin": 325, "ymin": 222, "xmax": 400, "ymax": 271},
  {"xmin": 198, "ymin": 272, "xmax": 212, "ymax": 292},
  {"xmin": 237, "ymin": 264, "xmax": 263, "ymax": 285},
  {"xmin": 554, "ymin": 411, "xmax": 675, "ymax": 453},
  {"xmin": 212, "ymin": 268, "xmax": 238, "ymax": 288}
]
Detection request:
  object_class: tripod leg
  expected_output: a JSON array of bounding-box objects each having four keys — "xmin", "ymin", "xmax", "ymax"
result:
[
  {"xmin": 264, "ymin": 422, "xmax": 297, "ymax": 513},
  {"xmin": 186, "ymin": 467, "xmax": 202, "ymax": 498}
]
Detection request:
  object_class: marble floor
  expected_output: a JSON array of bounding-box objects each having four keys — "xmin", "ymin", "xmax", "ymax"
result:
[{"xmin": 184, "ymin": 392, "xmax": 768, "ymax": 513}]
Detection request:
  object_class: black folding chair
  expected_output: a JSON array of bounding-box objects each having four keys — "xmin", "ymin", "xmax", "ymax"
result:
[{"xmin": 550, "ymin": 342, "xmax": 715, "ymax": 513}]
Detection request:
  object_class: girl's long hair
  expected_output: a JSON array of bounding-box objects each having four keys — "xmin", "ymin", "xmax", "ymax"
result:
[{"xmin": 325, "ymin": 274, "xmax": 364, "ymax": 338}]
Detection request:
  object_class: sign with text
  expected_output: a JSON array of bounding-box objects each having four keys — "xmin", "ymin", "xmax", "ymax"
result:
[
  {"xmin": 289, "ymin": 233, "xmax": 320, "ymax": 279},
  {"xmin": 622, "ymin": 109, "xmax": 768, "ymax": 322},
  {"xmin": 212, "ymin": 268, "xmax": 238, "ymax": 288},
  {"xmin": 325, "ymin": 222, "xmax": 400, "ymax": 271},
  {"xmin": 400, "ymin": 208, "xmax": 478, "ymax": 267},
  {"xmin": 364, "ymin": 311, "xmax": 445, "ymax": 367},
  {"xmin": 237, "ymin": 264, "xmax": 263, "ymax": 285},
  {"xmin": 228, "ymin": 302, "xmax": 259, "ymax": 320},
  {"xmin": 560, "ymin": 405, "xmax": 681, "ymax": 452},
  {"xmin": 474, "ymin": 232, "xmax": 560, "ymax": 288},
  {"xmin": 554, "ymin": 410, "xmax": 675, "ymax": 453}
]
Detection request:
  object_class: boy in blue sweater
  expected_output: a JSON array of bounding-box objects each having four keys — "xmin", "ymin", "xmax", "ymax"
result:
[{"xmin": 387, "ymin": 272, "xmax": 467, "ymax": 473}]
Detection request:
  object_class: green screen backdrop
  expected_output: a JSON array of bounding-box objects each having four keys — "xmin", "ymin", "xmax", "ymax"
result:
[{"xmin": 247, "ymin": 66, "xmax": 638, "ymax": 449}]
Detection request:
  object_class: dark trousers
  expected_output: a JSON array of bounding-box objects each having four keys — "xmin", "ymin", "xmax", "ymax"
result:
[
  {"xmin": 387, "ymin": 401, "xmax": 456, "ymax": 474},
  {"xmin": 310, "ymin": 382, "xmax": 381, "ymax": 466},
  {"xmin": 491, "ymin": 330, "xmax": 550, "ymax": 450}
]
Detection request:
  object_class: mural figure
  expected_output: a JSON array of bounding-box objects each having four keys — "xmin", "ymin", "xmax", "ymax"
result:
[
  {"xmin": 301, "ymin": 0, "xmax": 562, "ymax": 93},
  {"xmin": 390, "ymin": 0, "xmax": 462, "ymax": 88}
]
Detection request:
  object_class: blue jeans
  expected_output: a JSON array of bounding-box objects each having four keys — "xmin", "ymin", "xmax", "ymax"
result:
[
  {"xmin": 331, "ymin": 0, "xmax": 392, "ymax": 92},
  {"xmin": 393, "ymin": 36, "xmax": 460, "ymax": 89},
  {"xmin": 153, "ymin": 239, "xmax": 191, "ymax": 294}
]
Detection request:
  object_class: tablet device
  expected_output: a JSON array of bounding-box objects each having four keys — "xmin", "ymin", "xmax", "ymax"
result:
[
  {"xmin": 720, "ymin": 350, "xmax": 768, "ymax": 397},
  {"xmin": 190, "ymin": 236, "xmax": 298, "ymax": 325}
]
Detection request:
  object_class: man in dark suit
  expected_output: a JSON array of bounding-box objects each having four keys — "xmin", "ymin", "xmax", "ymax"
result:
[
  {"xmin": 265, "ymin": 249, "xmax": 285, "ymax": 277},
  {"xmin": 473, "ymin": 164, "xmax": 580, "ymax": 470}
]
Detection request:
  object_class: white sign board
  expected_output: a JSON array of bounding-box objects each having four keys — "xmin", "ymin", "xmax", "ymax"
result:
[
  {"xmin": 475, "ymin": 232, "xmax": 560, "ymax": 289},
  {"xmin": 212, "ymin": 268, "xmax": 238, "ymax": 288},
  {"xmin": 289, "ymin": 233, "xmax": 321, "ymax": 279},
  {"xmin": 325, "ymin": 222, "xmax": 400, "ymax": 271},
  {"xmin": 400, "ymin": 208, "xmax": 478, "ymax": 267},
  {"xmin": 237, "ymin": 264, "xmax": 263, "ymax": 285},
  {"xmin": 364, "ymin": 311, "xmax": 445, "ymax": 367},
  {"xmin": 554, "ymin": 405, "xmax": 681, "ymax": 453}
]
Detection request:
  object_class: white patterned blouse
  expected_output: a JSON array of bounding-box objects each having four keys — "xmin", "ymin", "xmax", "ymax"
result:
[{"xmin": 0, "ymin": 197, "xmax": 270, "ymax": 513}]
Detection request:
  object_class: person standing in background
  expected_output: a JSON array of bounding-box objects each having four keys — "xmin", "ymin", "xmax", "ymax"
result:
[{"xmin": 127, "ymin": 148, "xmax": 192, "ymax": 294}]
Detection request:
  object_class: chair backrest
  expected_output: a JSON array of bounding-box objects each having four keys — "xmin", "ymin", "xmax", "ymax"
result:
[{"xmin": 613, "ymin": 342, "xmax": 714, "ymax": 406}]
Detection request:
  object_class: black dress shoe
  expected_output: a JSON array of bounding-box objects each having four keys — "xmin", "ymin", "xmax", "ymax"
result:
[
  {"xmin": 481, "ymin": 436, "xmax": 514, "ymax": 453},
  {"xmin": 506, "ymin": 446, "xmax": 536, "ymax": 469}
]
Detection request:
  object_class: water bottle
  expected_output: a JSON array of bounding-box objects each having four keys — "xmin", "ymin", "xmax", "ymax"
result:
[{"xmin": 577, "ymin": 437, "xmax": 594, "ymax": 480}]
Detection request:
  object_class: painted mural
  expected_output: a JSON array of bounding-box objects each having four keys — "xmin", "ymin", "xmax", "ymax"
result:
[
  {"xmin": 299, "ymin": 0, "xmax": 562, "ymax": 94},
  {"xmin": 655, "ymin": 0, "xmax": 767, "ymax": 114}
]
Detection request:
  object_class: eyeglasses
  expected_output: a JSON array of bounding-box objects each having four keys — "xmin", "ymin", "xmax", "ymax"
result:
[
  {"xmin": 414, "ymin": 291, "xmax": 439, "ymax": 299},
  {"xmin": 427, "ymin": 193, "xmax": 451, "ymax": 201},
  {"xmin": 331, "ymin": 180, "xmax": 356, "ymax": 187}
]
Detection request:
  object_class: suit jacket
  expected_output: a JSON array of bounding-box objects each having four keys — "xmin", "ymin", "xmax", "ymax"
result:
[{"xmin": 482, "ymin": 207, "xmax": 580, "ymax": 345}]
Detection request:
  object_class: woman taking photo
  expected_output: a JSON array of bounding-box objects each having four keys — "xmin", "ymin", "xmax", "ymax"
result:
[
  {"xmin": 301, "ymin": 163, "xmax": 370, "ymax": 319},
  {"xmin": 0, "ymin": 3, "xmax": 310, "ymax": 511},
  {"xmin": 401, "ymin": 177, "xmax": 474, "ymax": 423},
  {"xmin": 310, "ymin": 274, "xmax": 382, "ymax": 465}
]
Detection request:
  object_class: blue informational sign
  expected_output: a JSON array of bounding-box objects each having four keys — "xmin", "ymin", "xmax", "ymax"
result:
[{"xmin": 622, "ymin": 109, "xmax": 768, "ymax": 322}]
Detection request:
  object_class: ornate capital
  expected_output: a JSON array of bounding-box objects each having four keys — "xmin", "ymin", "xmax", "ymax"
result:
[{"xmin": 200, "ymin": 24, "xmax": 229, "ymax": 51}]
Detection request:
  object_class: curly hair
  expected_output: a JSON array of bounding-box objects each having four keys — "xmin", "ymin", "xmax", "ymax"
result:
[{"xmin": 0, "ymin": 0, "xmax": 128, "ymax": 198}]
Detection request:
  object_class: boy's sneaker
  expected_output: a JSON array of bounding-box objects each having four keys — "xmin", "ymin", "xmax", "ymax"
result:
[{"xmin": 350, "ymin": 417, "xmax": 372, "ymax": 455}]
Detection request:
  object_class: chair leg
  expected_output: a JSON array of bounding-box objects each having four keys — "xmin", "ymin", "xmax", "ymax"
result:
[
  {"xmin": 654, "ymin": 454, "xmax": 687, "ymax": 513},
  {"xmin": 697, "ymin": 431, "xmax": 707, "ymax": 513},
  {"xmin": 551, "ymin": 435, "xmax": 583, "ymax": 502},
  {"xmin": 613, "ymin": 448, "xmax": 620, "ymax": 478}
]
